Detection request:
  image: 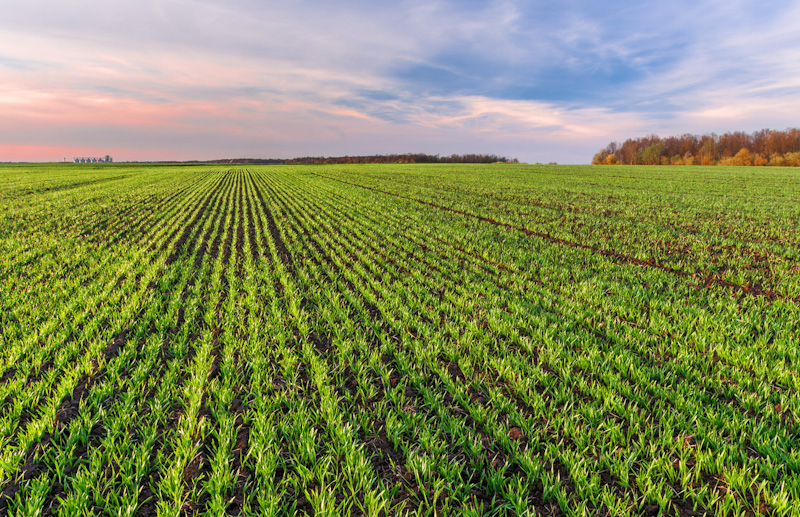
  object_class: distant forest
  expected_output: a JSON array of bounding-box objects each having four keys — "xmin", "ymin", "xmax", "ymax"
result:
[
  {"xmin": 592, "ymin": 128, "xmax": 800, "ymax": 166},
  {"xmin": 200, "ymin": 153, "xmax": 519, "ymax": 165}
]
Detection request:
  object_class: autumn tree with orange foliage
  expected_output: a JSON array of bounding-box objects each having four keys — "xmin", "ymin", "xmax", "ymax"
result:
[{"xmin": 593, "ymin": 128, "xmax": 800, "ymax": 166}]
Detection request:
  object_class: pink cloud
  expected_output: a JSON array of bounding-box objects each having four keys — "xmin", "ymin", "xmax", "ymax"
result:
[
  {"xmin": 1, "ymin": 88, "xmax": 235, "ymax": 129},
  {"xmin": 0, "ymin": 143, "xmax": 176, "ymax": 162}
]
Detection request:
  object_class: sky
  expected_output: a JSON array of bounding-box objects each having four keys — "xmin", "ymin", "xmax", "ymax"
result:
[{"xmin": 2, "ymin": 0, "xmax": 800, "ymax": 164}]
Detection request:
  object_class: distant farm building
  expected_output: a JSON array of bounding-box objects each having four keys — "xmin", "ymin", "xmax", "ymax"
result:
[{"xmin": 74, "ymin": 155, "xmax": 113, "ymax": 163}]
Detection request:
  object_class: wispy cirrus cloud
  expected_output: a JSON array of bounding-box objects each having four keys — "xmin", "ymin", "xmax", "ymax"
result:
[{"xmin": 1, "ymin": 0, "xmax": 798, "ymax": 162}]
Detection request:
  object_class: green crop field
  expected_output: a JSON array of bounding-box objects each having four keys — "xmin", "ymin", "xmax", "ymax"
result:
[{"xmin": 0, "ymin": 163, "xmax": 799, "ymax": 516}]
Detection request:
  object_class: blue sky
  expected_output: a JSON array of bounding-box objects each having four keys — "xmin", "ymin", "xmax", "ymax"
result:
[{"xmin": 1, "ymin": 0, "xmax": 799, "ymax": 163}]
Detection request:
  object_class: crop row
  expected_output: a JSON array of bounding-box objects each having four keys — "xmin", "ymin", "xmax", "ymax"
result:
[{"xmin": 0, "ymin": 164, "xmax": 797, "ymax": 516}]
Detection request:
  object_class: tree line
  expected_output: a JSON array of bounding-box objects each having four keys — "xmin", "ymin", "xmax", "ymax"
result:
[
  {"xmin": 592, "ymin": 128, "xmax": 800, "ymax": 166},
  {"xmin": 199, "ymin": 153, "xmax": 519, "ymax": 165}
]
